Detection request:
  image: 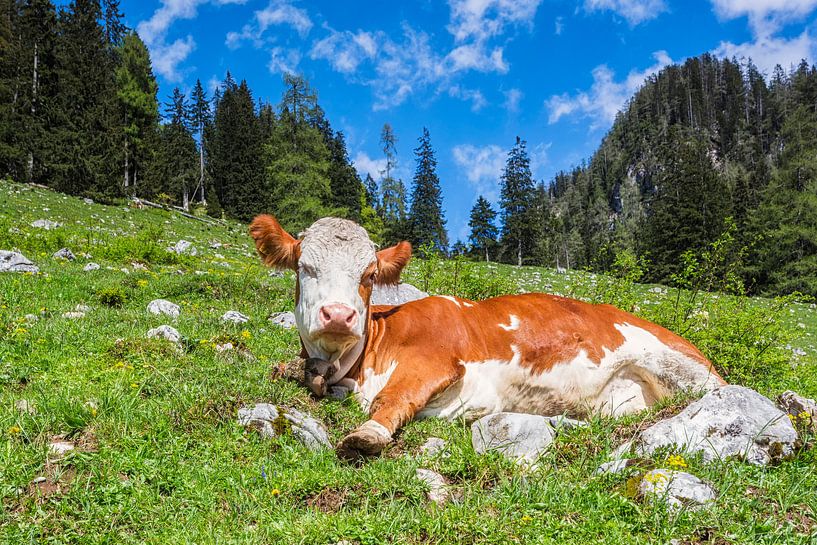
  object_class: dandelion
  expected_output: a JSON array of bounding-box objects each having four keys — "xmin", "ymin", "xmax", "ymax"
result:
[
  {"xmin": 136, "ymin": 279, "xmax": 148, "ymax": 288},
  {"xmin": 271, "ymin": 488, "xmax": 281, "ymax": 497},
  {"xmin": 520, "ymin": 515, "xmax": 532, "ymax": 523},
  {"xmin": 666, "ymin": 454, "xmax": 688, "ymax": 469},
  {"xmin": 130, "ymin": 382, "xmax": 138, "ymax": 389},
  {"xmin": 241, "ymin": 330, "xmax": 252, "ymax": 340},
  {"xmin": 8, "ymin": 425, "xmax": 21, "ymax": 434}
]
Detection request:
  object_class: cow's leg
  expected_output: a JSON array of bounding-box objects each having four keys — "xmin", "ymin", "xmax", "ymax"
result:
[{"xmin": 336, "ymin": 358, "xmax": 464, "ymax": 461}]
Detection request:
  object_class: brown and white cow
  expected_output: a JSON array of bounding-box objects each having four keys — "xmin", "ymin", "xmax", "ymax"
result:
[{"xmin": 250, "ymin": 215, "xmax": 725, "ymax": 460}]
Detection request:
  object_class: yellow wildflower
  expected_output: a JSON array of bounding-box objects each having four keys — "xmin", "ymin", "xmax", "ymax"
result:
[
  {"xmin": 241, "ymin": 330, "xmax": 252, "ymax": 340},
  {"xmin": 136, "ymin": 279, "xmax": 148, "ymax": 287},
  {"xmin": 520, "ymin": 515, "xmax": 532, "ymax": 523},
  {"xmin": 644, "ymin": 471, "xmax": 668, "ymax": 484},
  {"xmin": 271, "ymin": 488, "xmax": 281, "ymax": 497},
  {"xmin": 130, "ymin": 383, "xmax": 138, "ymax": 389},
  {"xmin": 8, "ymin": 425, "xmax": 21, "ymax": 434},
  {"xmin": 798, "ymin": 411, "xmax": 812, "ymax": 422},
  {"xmin": 666, "ymin": 454, "xmax": 688, "ymax": 469}
]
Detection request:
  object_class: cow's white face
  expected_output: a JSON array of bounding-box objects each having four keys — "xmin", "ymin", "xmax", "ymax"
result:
[{"xmin": 250, "ymin": 215, "xmax": 411, "ymax": 363}]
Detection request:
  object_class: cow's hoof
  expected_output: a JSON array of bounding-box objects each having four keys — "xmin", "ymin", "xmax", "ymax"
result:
[
  {"xmin": 303, "ymin": 357, "xmax": 338, "ymax": 398},
  {"xmin": 336, "ymin": 421, "xmax": 391, "ymax": 461}
]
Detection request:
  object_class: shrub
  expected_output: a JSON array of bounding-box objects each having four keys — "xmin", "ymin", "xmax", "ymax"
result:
[
  {"xmin": 407, "ymin": 245, "xmax": 517, "ymax": 300},
  {"xmin": 96, "ymin": 285, "xmax": 128, "ymax": 307}
]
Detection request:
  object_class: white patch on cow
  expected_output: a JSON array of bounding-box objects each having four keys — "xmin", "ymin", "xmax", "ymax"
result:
[
  {"xmin": 358, "ymin": 419, "xmax": 392, "ymax": 440},
  {"xmin": 462, "ymin": 301, "xmax": 474, "ymax": 308},
  {"xmin": 437, "ymin": 295, "xmax": 461, "ymax": 307},
  {"xmin": 419, "ymin": 322, "xmax": 720, "ymax": 422},
  {"xmin": 358, "ymin": 360, "xmax": 398, "ymax": 411},
  {"xmin": 498, "ymin": 314, "xmax": 520, "ymax": 331}
]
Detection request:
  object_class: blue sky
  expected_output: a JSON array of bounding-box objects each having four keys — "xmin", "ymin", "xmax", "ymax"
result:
[{"xmin": 121, "ymin": 0, "xmax": 817, "ymax": 243}]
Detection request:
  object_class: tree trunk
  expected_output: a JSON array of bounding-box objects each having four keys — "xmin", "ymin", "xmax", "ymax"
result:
[
  {"xmin": 517, "ymin": 241, "xmax": 522, "ymax": 267},
  {"xmin": 27, "ymin": 42, "xmax": 39, "ymax": 181},
  {"xmin": 485, "ymin": 247, "xmax": 489, "ymax": 263},
  {"xmin": 199, "ymin": 141, "xmax": 205, "ymax": 203},
  {"xmin": 123, "ymin": 139, "xmax": 129, "ymax": 188},
  {"xmin": 182, "ymin": 185, "xmax": 189, "ymax": 212}
]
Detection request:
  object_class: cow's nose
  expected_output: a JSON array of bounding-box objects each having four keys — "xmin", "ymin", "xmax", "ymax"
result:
[{"xmin": 318, "ymin": 304, "xmax": 359, "ymax": 332}]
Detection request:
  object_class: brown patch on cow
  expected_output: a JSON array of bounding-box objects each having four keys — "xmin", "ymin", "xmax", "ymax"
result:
[
  {"xmin": 306, "ymin": 487, "xmax": 350, "ymax": 513},
  {"xmin": 249, "ymin": 215, "xmax": 301, "ymax": 270}
]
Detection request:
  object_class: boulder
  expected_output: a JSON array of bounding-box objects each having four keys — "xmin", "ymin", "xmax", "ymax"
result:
[
  {"xmin": 167, "ymin": 240, "xmax": 197, "ymax": 255},
  {"xmin": 237, "ymin": 403, "xmax": 330, "ymax": 451},
  {"xmin": 83, "ymin": 262, "xmax": 100, "ymax": 272},
  {"xmin": 147, "ymin": 325, "xmax": 181, "ymax": 344},
  {"xmin": 221, "ymin": 310, "xmax": 249, "ymax": 324},
  {"xmin": 415, "ymin": 468, "xmax": 450, "ymax": 506},
  {"xmin": 83, "ymin": 198, "xmax": 94, "ymax": 204},
  {"xmin": 31, "ymin": 219, "xmax": 61, "ymax": 230},
  {"xmin": 638, "ymin": 469, "xmax": 716, "ymax": 511},
  {"xmin": 778, "ymin": 390, "xmax": 816, "ymax": 432},
  {"xmin": 52, "ymin": 248, "xmax": 76, "ymax": 261},
  {"xmin": 147, "ymin": 299, "xmax": 180, "ymax": 318},
  {"xmin": 627, "ymin": 386, "xmax": 798, "ymax": 466},
  {"xmin": 0, "ymin": 250, "xmax": 39, "ymax": 273},
  {"xmin": 471, "ymin": 412, "xmax": 556, "ymax": 464},
  {"xmin": 269, "ymin": 311, "xmax": 296, "ymax": 329},
  {"xmin": 370, "ymin": 283, "xmax": 428, "ymax": 305}
]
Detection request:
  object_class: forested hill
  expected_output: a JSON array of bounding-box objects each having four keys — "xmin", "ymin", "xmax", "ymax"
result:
[{"xmin": 540, "ymin": 54, "xmax": 817, "ymax": 297}]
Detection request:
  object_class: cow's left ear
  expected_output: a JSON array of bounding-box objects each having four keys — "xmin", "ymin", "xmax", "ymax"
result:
[
  {"xmin": 376, "ymin": 241, "xmax": 412, "ymax": 285},
  {"xmin": 249, "ymin": 214, "xmax": 301, "ymax": 270}
]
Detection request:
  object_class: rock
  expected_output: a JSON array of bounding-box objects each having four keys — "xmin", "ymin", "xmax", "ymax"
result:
[
  {"xmin": 596, "ymin": 459, "xmax": 639, "ymax": 475},
  {"xmin": 627, "ymin": 386, "xmax": 798, "ymax": 466},
  {"xmin": 30, "ymin": 476, "xmax": 47, "ymax": 484},
  {"xmin": 31, "ymin": 219, "xmax": 61, "ymax": 230},
  {"xmin": 778, "ymin": 390, "xmax": 816, "ymax": 432},
  {"xmin": 131, "ymin": 262, "xmax": 148, "ymax": 271},
  {"xmin": 370, "ymin": 283, "xmax": 428, "ymax": 305},
  {"xmin": 167, "ymin": 240, "xmax": 197, "ymax": 255},
  {"xmin": 209, "ymin": 241, "xmax": 223, "ymax": 249},
  {"xmin": 415, "ymin": 468, "xmax": 450, "ymax": 505},
  {"xmin": 147, "ymin": 299, "xmax": 180, "ymax": 318},
  {"xmin": 83, "ymin": 197, "xmax": 94, "ymax": 204},
  {"xmin": 147, "ymin": 325, "xmax": 181, "ymax": 344},
  {"xmin": 62, "ymin": 311, "xmax": 85, "ymax": 319},
  {"xmin": 14, "ymin": 399, "xmax": 36, "ymax": 415},
  {"xmin": 48, "ymin": 440, "xmax": 75, "ymax": 456},
  {"xmin": 471, "ymin": 412, "xmax": 556, "ymax": 464},
  {"xmin": 237, "ymin": 403, "xmax": 330, "ymax": 451},
  {"xmin": 215, "ymin": 342, "xmax": 234, "ymax": 352},
  {"xmin": 638, "ymin": 469, "xmax": 716, "ymax": 511},
  {"xmin": 544, "ymin": 415, "xmax": 588, "ymax": 429},
  {"xmin": 52, "ymin": 248, "xmax": 76, "ymax": 261},
  {"xmin": 420, "ymin": 437, "xmax": 448, "ymax": 457},
  {"xmin": 23, "ymin": 314, "xmax": 38, "ymax": 322},
  {"xmin": 0, "ymin": 250, "xmax": 39, "ymax": 273},
  {"xmin": 221, "ymin": 310, "xmax": 249, "ymax": 324},
  {"xmin": 83, "ymin": 262, "xmax": 100, "ymax": 272},
  {"xmin": 269, "ymin": 311, "xmax": 296, "ymax": 329},
  {"xmin": 268, "ymin": 270, "xmax": 285, "ymax": 278}
]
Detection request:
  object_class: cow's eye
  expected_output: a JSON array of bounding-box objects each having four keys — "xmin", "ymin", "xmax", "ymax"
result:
[
  {"xmin": 361, "ymin": 270, "xmax": 375, "ymax": 287},
  {"xmin": 299, "ymin": 264, "xmax": 317, "ymax": 277}
]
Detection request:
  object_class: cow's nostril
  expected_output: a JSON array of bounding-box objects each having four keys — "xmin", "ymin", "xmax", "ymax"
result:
[{"xmin": 320, "ymin": 307, "xmax": 332, "ymax": 323}]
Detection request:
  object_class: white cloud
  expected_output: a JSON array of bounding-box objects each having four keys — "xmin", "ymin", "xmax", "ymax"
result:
[
  {"xmin": 714, "ymin": 31, "xmax": 814, "ymax": 74},
  {"xmin": 711, "ymin": 0, "xmax": 817, "ymax": 36},
  {"xmin": 226, "ymin": 0, "xmax": 312, "ymax": 49},
  {"xmin": 447, "ymin": 0, "xmax": 542, "ymax": 42},
  {"xmin": 137, "ymin": 0, "xmax": 247, "ymax": 81},
  {"xmin": 529, "ymin": 142, "xmax": 551, "ymax": 179},
  {"xmin": 310, "ymin": 29, "xmax": 379, "ymax": 74},
  {"xmin": 452, "ymin": 144, "xmax": 507, "ymax": 203},
  {"xmin": 503, "ymin": 88, "xmax": 523, "ymax": 112},
  {"xmin": 268, "ymin": 47, "xmax": 302, "ymax": 75},
  {"xmin": 352, "ymin": 152, "xmax": 387, "ymax": 180},
  {"xmin": 545, "ymin": 50, "xmax": 672, "ymax": 129},
  {"xmin": 555, "ymin": 16, "xmax": 564, "ymax": 35},
  {"xmin": 447, "ymin": 43, "xmax": 508, "ymax": 73},
  {"xmin": 448, "ymin": 85, "xmax": 488, "ymax": 111},
  {"xmin": 583, "ymin": 0, "xmax": 668, "ymax": 25}
]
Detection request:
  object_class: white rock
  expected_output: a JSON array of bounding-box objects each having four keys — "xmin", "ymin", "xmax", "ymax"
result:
[
  {"xmin": 48, "ymin": 441, "xmax": 75, "ymax": 456},
  {"xmin": 15, "ymin": 399, "xmax": 36, "ymax": 415},
  {"xmin": 237, "ymin": 403, "xmax": 330, "ymax": 451},
  {"xmin": 420, "ymin": 437, "xmax": 448, "ymax": 457},
  {"xmin": 167, "ymin": 240, "xmax": 197, "ymax": 255},
  {"xmin": 215, "ymin": 342, "xmax": 234, "ymax": 352},
  {"xmin": 370, "ymin": 283, "xmax": 428, "ymax": 305},
  {"xmin": 147, "ymin": 325, "xmax": 181, "ymax": 344},
  {"xmin": 221, "ymin": 310, "xmax": 249, "ymax": 324},
  {"xmin": 416, "ymin": 468, "xmax": 450, "ymax": 505},
  {"xmin": 638, "ymin": 469, "xmax": 716, "ymax": 511},
  {"xmin": 83, "ymin": 262, "xmax": 100, "ymax": 271},
  {"xmin": 62, "ymin": 311, "xmax": 85, "ymax": 319},
  {"xmin": 131, "ymin": 262, "xmax": 148, "ymax": 271},
  {"xmin": 471, "ymin": 412, "xmax": 556, "ymax": 464},
  {"xmin": 31, "ymin": 219, "xmax": 61, "ymax": 230},
  {"xmin": 24, "ymin": 314, "xmax": 38, "ymax": 322},
  {"xmin": 75, "ymin": 304, "xmax": 91, "ymax": 313},
  {"xmin": 147, "ymin": 299, "xmax": 180, "ymax": 318},
  {"xmin": 83, "ymin": 197, "xmax": 94, "ymax": 204},
  {"xmin": 0, "ymin": 250, "xmax": 39, "ymax": 273},
  {"xmin": 629, "ymin": 386, "xmax": 798, "ymax": 466},
  {"xmin": 52, "ymin": 248, "xmax": 76, "ymax": 261},
  {"xmin": 269, "ymin": 311, "xmax": 296, "ymax": 329},
  {"xmin": 778, "ymin": 390, "xmax": 816, "ymax": 431},
  {"xmin": 595, "ymin": 459, "xmax": 637, "ymax": 475}
]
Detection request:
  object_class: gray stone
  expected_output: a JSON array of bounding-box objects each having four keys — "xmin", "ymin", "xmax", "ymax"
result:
[
  {"xmin": 415, "ymin": 468, "xmax": 450, "ymax": 505},
  {"xmin": 167, "ymin": 240, "xmax": 197, "ymax": 255},
  {"xmin": 147, "ymin": 299, "xmax": 180, "ymax": 318},
  {"xmin": 83, "ymin": 197, "xmax": 94, "ymax": 204},
  {"xmin": 75, "ymin": 304, "xmax": 91, "ymax": 313},
  {"xmin": 221, "ymin": 310, "xmax": 249, "ymax": 324},
  {"xmin": 778, "ymin": 390, "xmax": 816, "ymax": 432},
  {"xmin": 31, "ymin": 219, "xmax": 61, "ymax": 230},
  {"xmin": 237, "ymin": 403, "xmax": 330, "ymax": 451},
  {"xmin": 62, "ymin": 311, "xmax": 85, "ymax": 319},
  {"xmin": 471, "ymin": 412, "xmax": 556, "ymax": 464},
  {"xmin": 595, "ymin": 459, "xmax": 639, "ymax": 475},
  {"xmin": 14, "ymin": 399, "xmax": 36, "ymax": 415},
  {"xmin": 48, "ymin": 440, "xmax": 75, "ymax": 456},
  {"xmin": 23, "ymin": 314, "xmax": 38, "ymax": 322},
  {"xmin": 629, "ymin": 386, "xmax": 798, "ymax": 466},
  {"xmin": 0, "ymin": 250, "xmax": 39, "ymax": 273},
  {"xmin": 638, "ymin": 469, "xmax": 716, "ymax": 511},
  {"xmin": 52, "ymin": 248, "xmax": 76, "ymax": 261},
  {"xmin": 420, "ymin": 437, "xmax": 448, "ymax": 457},
  {"xmin": 147, "ymin": 325, "xmax": 181, "ymax": 344},
  {"xmin": 269, "ymin": 311, "xmax": 296, "ymax": 329},
  {"xmin": 131, "ymin": 262, "xmax": 148, "ymax": 271},
  {"xmin": 370, "ymin": 283, "xmax": 428, "ymax": 305},
  {"xmin": 268, "ymin": 270, "xmax": 285, "ymax": 278},
  {"xmin": 544, "ymin": 415, "xmax": 588, "ymax": 430},
  {"xmin": 83, "ymin": 262, "xmax": 100, "ymax": 272}
]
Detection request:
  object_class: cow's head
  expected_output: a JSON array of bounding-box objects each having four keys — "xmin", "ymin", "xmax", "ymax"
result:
[{"xmin": 250, "ymin": 215, "xmax": 411, "ymax": 361}]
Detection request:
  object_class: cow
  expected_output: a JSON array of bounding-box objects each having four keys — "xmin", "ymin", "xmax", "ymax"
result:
[{"xmin": 249, "ymin": 215, "xmax": 725, "ymax": 460}]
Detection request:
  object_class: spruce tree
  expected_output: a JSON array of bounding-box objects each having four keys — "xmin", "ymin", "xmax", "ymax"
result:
[
  {"xmin": 190, "ymin": 78, "xmax": 210, "ymax": 204},
  {"xmin": 379, "ymin": 123, "xmax": 408, "ymax": 242},
  {"xmin": 499, "ymin": 136, "xmax": 536, "ymax": 265},
  {"xmin": 161, "ymin": 87, "xmax": 197, "ymax": 210},
  {"xmin": 408, "ymin": 127, "xmax": 447, "ymax": 252},
  {"xmin": 468, "ymin": 195, "xmax": 498, "ymax": 261},
  {"xmin": 364, "ymin": 173, "xmax": 379, "ymax": 208},
  {"xmin": 326, "ymin": 130, "xmax": 363, "ymax": 221}
]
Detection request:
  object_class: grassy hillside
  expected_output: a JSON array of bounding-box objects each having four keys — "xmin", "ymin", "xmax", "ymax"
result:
[{"xmin": 0, "ymin": 181, "xmax": 815, "ymax": 544}]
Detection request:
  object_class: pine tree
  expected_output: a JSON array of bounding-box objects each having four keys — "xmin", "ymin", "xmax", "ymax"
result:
[
  {"xmin": 408, "ymin": 128, "xmax": 447, "ymax": 252},
  {"xmin": 326, "ymin": 130, "xmax": 363, "ymax": 221},
  {"xmin": 190, "ymin": 78, "xmax": 210, "ymax": 204},
  {"xmin": 379, "ymin": 123, "xmax": 408, "ymax": 242},
  {"xmin": 0, "ymin": 0, "xmax": 15, "ymax": 176},
  {"xmin": 115, "ymin": 31, "xmax": 158, "ymax": 192},
  {"xmin": 499, "ymin": 137, "xmax": 537, "ymax": 265},
  {"xmin": 364, "ymin": 173, "xmax": 379, "ymax": 209},
  {"xmin": 468, "ymin": 195, "xmax": 498, "ymax": 261},
  {"xmin": 160, "ymin": 87, "xmax": 197, "ymax": 210}
]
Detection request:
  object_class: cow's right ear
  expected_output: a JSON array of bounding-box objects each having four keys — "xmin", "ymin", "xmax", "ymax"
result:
[{"xmin": 249, "ymin": 215, "xmax": 301, "ymax": 270}]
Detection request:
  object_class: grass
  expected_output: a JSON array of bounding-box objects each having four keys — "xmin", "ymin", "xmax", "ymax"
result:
[{"xmin": 0, "ymin": 180, "xmax": 815, "ymax": 544}]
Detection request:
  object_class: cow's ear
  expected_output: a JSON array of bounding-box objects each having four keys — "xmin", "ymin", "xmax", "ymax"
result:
[
  {"xmin": 249, "ymin": 214, "xmax": 301, "ymax": 270},
  {"xmin": 376, "ymin": 241, "xmax": 411, "ymax": 285}
]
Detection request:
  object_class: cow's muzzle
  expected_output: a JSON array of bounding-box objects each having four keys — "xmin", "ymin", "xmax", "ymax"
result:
[{"xmin": 317, "ymin": 303, "xmax": 359, "ymax": 335}]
